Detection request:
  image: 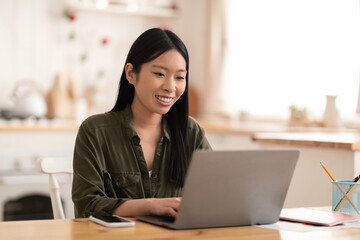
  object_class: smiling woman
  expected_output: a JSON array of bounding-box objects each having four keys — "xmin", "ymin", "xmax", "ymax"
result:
[
  {"xmin": 125, "ymin": 49, "xmax": 187, "ymax": 116},
  {"xmin": 71, "ymin": 28, "xmax": 212, "ymax": 219}
]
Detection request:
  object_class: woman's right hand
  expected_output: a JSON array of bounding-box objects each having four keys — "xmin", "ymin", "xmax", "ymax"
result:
[
  {"xmin": 112, "ymin": 197, "xmax": 182, "ymax": 217},
  {"xmin": 146, "ymin": 197, "xmax": 182, "ymax": 217}
]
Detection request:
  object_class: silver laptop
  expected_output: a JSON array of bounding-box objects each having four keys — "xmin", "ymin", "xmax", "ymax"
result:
[{"xmin": 136, "ymin": 149, "xmax": 299, "ymax": 229}]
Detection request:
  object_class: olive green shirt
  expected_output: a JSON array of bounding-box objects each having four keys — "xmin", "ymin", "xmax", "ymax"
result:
[{"xmin": 72, "ymin": 105, "xmax": 212, "ymax": 218}]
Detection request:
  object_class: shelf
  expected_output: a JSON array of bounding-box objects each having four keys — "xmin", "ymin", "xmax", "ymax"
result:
[{"xmin": 67, "ymin": 1, "xmax": 178, "ymax": 18}]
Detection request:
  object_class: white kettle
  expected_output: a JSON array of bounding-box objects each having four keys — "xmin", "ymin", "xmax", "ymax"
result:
[{"xmin": 12, "ymin": 80, "xmax": 47, "ymax": 118}]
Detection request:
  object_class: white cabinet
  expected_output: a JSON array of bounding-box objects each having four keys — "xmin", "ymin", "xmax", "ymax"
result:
[
  {"xmin": 0, "ymin": 129, "xmax": 77, "ymax": 171},
  {"xmin": 0, "ymin": 128, "xmax": 77, "ymax": 220},
  {"xmin": 207, "ymin": 132, "xmax": 358, "ymax": 209},
  {"xmin": 255, "ymin": 142, "xmax": 360, "ymax": 209},
  {"xmin": 206, "ymin": 133, "xmax": 260, "ymax": 150}
]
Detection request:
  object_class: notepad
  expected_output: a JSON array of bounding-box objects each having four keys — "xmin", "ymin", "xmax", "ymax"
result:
[{"xmin": 280, "ymin": 208, "xmax": 360, "ymax": 226}]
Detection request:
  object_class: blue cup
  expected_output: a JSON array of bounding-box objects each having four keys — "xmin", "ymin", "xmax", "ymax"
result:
[{"xmin": 332, "ymin": 180, "xmax": 360, "ymax": 215}]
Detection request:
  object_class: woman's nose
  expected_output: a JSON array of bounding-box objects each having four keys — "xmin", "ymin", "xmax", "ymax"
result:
[{"xmin": 163, "ymin": 77, "xmax": 176, "ymax": 92}]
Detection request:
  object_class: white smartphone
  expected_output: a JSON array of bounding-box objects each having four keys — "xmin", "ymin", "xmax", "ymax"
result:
[{"xmin": 89, "ymin": 215, "xmax": 135, "ymax": 227}]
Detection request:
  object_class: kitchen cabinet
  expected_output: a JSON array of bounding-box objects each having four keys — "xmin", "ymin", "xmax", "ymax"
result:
[
  {"xmin": 0, "ymin": 125, "xmax": 77, "ymax": 172},
  {"xmin": 253, "ymin": 132, "xmax": 360, "ymax": 208},
  {"xmin": 0, "ymin": 124, "xmax": 77, "ymax": 220},
  {"xmin": 202, "ymin": 120, "xmax": 360, "ymax": 208},
  {"xmin": 206, "ymin": 133, "xmax": 260, "ymax": 150}
]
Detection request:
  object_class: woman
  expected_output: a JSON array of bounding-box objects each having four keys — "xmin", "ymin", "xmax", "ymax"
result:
[{"xmin": 72, "ymin": 28, "xmax": 211, "ymax": 218}]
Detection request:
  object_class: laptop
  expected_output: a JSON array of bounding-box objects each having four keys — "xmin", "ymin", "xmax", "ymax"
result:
[{"xmin": 136, "ymin": 149, "xmax": 299, "ymax": 229}]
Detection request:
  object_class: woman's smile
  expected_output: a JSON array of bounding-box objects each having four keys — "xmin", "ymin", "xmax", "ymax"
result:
[{"xmin": 155, "ymin": 95, "xmax": 174, "ymax": 105}]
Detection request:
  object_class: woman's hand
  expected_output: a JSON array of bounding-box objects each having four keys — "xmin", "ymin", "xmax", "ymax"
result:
[
  {"xmin": 146, "ymin": 197, "xmax": 182, "ymax": 217},
  {"xmin": 112, "ymin": 197, "xmax": 182, "ymax": 217}
]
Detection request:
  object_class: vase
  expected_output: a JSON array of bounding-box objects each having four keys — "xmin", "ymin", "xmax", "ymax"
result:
[{"xmin": 323, "ymin": 95, "xmax": 340, "ymax": 128}]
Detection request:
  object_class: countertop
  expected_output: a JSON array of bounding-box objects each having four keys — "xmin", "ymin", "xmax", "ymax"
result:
[
  {"xmin": 0, "ymin": 119, "xmax": 78, "ymax": 132},
  {"xmin": 199, "ymin": 119, "xmax": 358, "ymax": 134},
  {"xmin": 2, "ymin": 118, "xmax": 360, "ymax": 150},
  {"xmin": 198, "ymin": 119, "xmax": 360, "ymax": 151},
  {"xmin": 252, "ymin": 132, "xmax": 360, "ymax": 151}
]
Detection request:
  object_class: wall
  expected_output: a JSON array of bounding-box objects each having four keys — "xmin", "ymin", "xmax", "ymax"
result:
[
  {"xmin": 0, "ymin": 0, "xmax": 209, "ymax": 117},
  {"xmin": 172, "ymin": 0, "xmax": 208, "ymax": 114}
]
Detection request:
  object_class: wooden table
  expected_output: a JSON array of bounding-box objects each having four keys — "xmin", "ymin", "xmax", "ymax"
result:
[{"xmin": 1, "ymin": 217, "xmax": 360, "ymax": 240}]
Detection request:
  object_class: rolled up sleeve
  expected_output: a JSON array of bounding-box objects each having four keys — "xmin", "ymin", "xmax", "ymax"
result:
[{"xmin": 72, "ymin": 121, "xmax": 126, "ymax": 218}]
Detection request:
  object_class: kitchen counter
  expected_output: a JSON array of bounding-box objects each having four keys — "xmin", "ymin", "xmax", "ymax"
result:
[
  {"xmin": 2, "ymin": 118, "xmax": 360, "ymax": 151},
  {"xmin": 233, "ymin": 122, "xmax": 360, "ymax": 209},
  {"xmin": 200, "ymin": 120, "xmax": 360, "ymax": 209},
  {"xmin": 198, "ymin": 119, "xmax": 360, "ymax": 151},
  {"xmin": 199, "ymin": 119, "xmax": 358, "ymax": 134},
  {"xmin": 0, "ymin": 125, "xmax": 78, "ymax": 132},
  {"xmin": 253, "ymin": 132, "xmax": 360, "ymax": 151},
  {"xmin": 2, "ymin": 117, "xmax": 360, "ymax": 209},
  {"xmin": 0, "ymin": 119, "xmax": 79, "ymax": 132}
]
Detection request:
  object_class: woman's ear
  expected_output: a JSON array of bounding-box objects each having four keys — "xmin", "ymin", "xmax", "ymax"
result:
[{"xmin": 125, "ymin": 63, "xmax": 135, "ymax": 84}]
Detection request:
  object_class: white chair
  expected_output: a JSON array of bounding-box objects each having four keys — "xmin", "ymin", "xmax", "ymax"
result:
[{"xmin": 36, "ymin": 157, "xmax": 73, "ymax": 219}]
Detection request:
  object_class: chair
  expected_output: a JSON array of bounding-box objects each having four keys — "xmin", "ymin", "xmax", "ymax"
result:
[{"xmin": 35, "ymin": 157, "xmax": 73, "ymax": 219}]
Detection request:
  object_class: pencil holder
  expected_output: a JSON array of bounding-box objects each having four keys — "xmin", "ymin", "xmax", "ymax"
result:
[{"xmin": 332, "ymin": 180, "xmax": 360, "ymax": 215}]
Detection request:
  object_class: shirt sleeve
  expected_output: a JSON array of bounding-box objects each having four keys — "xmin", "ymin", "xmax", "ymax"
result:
[
  {"xmin": 71, "ymin": 120, "xmax": 127, "ymax": 218},
  {"xmin": 187, "ymin": 117, "xmax": 212, "ymax": 151}
]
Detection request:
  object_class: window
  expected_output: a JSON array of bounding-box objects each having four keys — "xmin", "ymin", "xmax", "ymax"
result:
[{"xmin": 223, "ymin": 0, "xmax": 360, "ymax": 119}]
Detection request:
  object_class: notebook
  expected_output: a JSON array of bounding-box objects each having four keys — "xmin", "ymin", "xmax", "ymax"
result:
[
  {"xmin": 280, "ymin": 208, "xmax": 360, "ymax": 226},
  {"xmin": 136, "ymin": 149, "xmax": 299, "ymax": 229}
]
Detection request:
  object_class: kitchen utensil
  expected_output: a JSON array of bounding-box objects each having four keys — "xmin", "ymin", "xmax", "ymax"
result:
[{"xmin": 12, "ymin": 80, "xmax": 47, "ymax": 119}]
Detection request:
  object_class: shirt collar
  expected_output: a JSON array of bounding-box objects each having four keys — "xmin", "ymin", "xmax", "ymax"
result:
[
  {"xmin": 122, "ymin": 104, "xmax": 171, "ymax": 142},
  {"xmin": 122, "ymin": 105, "xmax": 138, "ymax": 140},
  {"xmin": 162, "ymin": 116, "xmax": 171, "ymax": 142}
]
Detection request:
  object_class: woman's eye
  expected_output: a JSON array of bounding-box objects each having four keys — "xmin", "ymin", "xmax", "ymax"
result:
[
  {"xmin": 154, "ymin": 72, "xmax": 165, "ymax": 77},
  {"xmin": 176, "ymin": 76, "xmax": 185, "ymax": 80}
]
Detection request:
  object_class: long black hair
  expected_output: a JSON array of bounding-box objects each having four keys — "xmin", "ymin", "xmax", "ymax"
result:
[{"xmin": 111, "ymin": 28, "xmax": 190, "ymax": 187}]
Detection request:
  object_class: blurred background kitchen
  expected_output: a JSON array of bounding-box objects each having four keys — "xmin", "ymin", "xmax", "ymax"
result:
[{"xmin": 1, "ymin": 0, "xmax": 360, "ymax": 221}]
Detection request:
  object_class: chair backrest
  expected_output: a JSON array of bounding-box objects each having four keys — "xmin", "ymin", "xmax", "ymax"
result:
[{"xmin": 35, "ymin": 157, "xmax": 73, "ymax": 219}]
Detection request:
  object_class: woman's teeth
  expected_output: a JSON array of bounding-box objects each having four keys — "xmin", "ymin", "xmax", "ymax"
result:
[{"xmin": 156, "ymin": 96, "xmax": 172, "ymax": 103}]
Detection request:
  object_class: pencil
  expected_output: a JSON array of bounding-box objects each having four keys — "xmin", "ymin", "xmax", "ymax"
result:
[
  {"xmin": 320, "ymin": 162, "xmax": 360, "ymax": 214},
  {"xmin": 334, "ymin": 175, "xmax": 360, "ymax": 211}
]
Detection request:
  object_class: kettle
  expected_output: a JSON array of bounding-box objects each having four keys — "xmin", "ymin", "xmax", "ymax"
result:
[{"xmin": 12, "ymin": 80, "xmax": 47, "ymax": 119}]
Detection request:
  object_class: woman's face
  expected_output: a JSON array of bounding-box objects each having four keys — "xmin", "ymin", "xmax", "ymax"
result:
[{"xmin": 126, "ymin": 49, "xmax": 187, "ymax": 116}]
